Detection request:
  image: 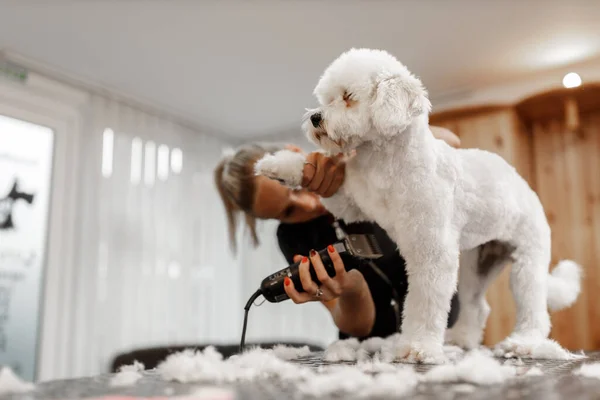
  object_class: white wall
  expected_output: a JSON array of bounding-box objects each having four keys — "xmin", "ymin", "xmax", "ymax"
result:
[{"xmin": 0, "ymin": 69, "xmax": 338, "ymax": 382}]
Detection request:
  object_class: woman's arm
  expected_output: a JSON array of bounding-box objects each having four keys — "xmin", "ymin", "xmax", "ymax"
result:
[
  {"xmin": 430, "ymin": 126, "xmax": 461, "ymax": 148},
  {"xmin": 324, "ymin": 279, "xmax": 375, "ymax": 337}
]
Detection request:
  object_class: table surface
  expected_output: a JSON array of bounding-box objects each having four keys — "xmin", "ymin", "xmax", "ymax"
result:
[{"xmin": 3, "ymin": 351, "xmax": 600, "ymax": 400}]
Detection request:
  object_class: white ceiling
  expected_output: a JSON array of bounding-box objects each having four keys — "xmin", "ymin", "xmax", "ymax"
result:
[{"xmin": 1, "ymin": 1, "xmax": 599, "ymax": 139}]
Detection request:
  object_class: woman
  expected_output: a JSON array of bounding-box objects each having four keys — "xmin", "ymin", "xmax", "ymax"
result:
[{"xmin": 215, "ymin": 127, "xmax": 461, "ymax": 339}]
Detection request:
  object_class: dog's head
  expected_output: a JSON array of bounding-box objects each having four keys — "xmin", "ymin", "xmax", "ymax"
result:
[{"xmin": 303, "ymin": 48, "xmax": 431, "ymax": 153}]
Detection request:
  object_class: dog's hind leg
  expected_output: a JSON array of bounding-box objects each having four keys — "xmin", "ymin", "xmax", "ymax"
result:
[
  {"xmin": 494, "ymin": 227, "xmax": 553, "ymax": 356},
  {"xmin": 445, "ymin": 241, "xmax": 513, "ymax": 349}
]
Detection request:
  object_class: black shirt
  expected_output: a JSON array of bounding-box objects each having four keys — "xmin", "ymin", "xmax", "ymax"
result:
[{"xmin": 277, "ymin": 215, "xmax": 459, "ymax": 340}]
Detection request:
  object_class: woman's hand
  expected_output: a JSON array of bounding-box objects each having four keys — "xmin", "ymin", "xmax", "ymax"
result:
[
  {"xmin": 430, "ymin": 126, "xmax": 461, "ymax": 148},
  {"xmin": 284, "ymin": 145, "xmax": 346, "ymax": 198},
  {"xmin": 283, "ymin": 245, "xmax": 365, "ymax": 304},
  {"xmin": 301, "ymin": 152, "xmax": 348, "ymax": 198}
]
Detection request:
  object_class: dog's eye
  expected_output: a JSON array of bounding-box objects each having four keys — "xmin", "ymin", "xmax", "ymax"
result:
[{"xmin": 343, "ymin": 91, "xmax": 357, "ymax": 107}]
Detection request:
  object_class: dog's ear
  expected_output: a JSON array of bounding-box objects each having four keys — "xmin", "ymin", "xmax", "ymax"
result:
[{"xmin": 370, "ymin": 74, "xmax": 431, "ymax": 136}]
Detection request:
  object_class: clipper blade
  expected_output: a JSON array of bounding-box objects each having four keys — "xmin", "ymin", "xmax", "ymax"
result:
[{"xmin": 345, "ymin": 233, "xmax": 384, "ymax": 259}]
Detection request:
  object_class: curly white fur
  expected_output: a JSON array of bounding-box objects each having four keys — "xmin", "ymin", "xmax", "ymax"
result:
[
  {"xmin": 256, "ymin": 48, "xmax": 583, "ymax": 363},
  {"xmin": 254, "ymin": 150, "xmax": 305, "ymax": 187},
  {"xmin": 109, "ymin": 361, "xmax": 145, "ymax": 387}
]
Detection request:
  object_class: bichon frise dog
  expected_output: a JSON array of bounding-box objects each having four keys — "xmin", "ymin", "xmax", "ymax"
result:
[{"xmin": 256, "ymin": 48, "xmax": 582, "ymax": 363}]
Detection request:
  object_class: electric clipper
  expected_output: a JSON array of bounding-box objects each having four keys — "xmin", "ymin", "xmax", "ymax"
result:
[
  {"xmin": 260, "ymin": 233, "xmax": 384, "ymax": 303},
  {"xmin": 239, "ymin": 233, "xmax": 384, "ymax": 352}
]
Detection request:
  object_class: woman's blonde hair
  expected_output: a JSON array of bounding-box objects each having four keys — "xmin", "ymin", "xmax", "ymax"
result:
[{"xmin": 214, "ymin": 143, "xmax": 282, "ymax": 253}]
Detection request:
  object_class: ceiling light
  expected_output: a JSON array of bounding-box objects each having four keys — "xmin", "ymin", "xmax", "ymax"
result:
[{"xmin": 562, "ymin": 72, "xmax": 582, "ymax": 89}]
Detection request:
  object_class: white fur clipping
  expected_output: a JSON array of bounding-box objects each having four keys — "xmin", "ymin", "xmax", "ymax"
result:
[
  {"xmin": 358, "ymin": 336, "xmax": 387, "ymax": 354},
  {"xmin": 573, "ymin": 363, "xmax": 600, "ymax": 379},
  {"xmin": 524, "ymin": 366, "xmax": 544, "ymax": 377},
  {"xmin": 109, "ymin": 360, "xmax": 145, "ymax": 387},
  {"xmin": 0, "ymin": 367, "xmax": 34, "ymax": 395},
  {"xmin": 547, "ymin": 260, "xmax": 583, "ymax": 311},
  {"xmin": 271, "ymin": 344, "xmax": 311, "ymax": 360},
  {"xmin": 424, "ymin": 350, "xmax": 517, "ymax": 385},
  {"xmin": 157, "ymin": 345, "xmax": 422, "ymax": 397},
  {"xmin": 494, "ymin": 337, "xmax": 585, "ymax": 360},
  {"xmin": 153, "ymin": 343, "xmax": 598, "ymax": 396},
  {"xmin": 323, "ymin": 338, "xmax": 361, "ymax": 362},
  {"xmin": 254, "ymin": 149, "xmax": 305, "ymax": 187},
  {"xmin": 303, "ymin": 365, "xmax": 419, "ymax": 399},
  {"xmin": 158, "ymin": 347, "xmax": 226, "ymax": 383},
  {"xmin": 452, "ymin": 383, "xmax": 476, "ymax": 393},
  {"xmin": 158, "ymin": 346, "xmax": 314, "ymax": 384},
  {"xmin": 188, "ymin": 386, "xmax": 236, "ymax": 400}
]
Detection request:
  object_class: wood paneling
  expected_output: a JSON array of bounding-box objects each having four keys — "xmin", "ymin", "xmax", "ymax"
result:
[
  {"xmin": 531, "ymin": 112, "xmax": 600, "ymax": 350},
  {"xmin": 516, "ymin": 85, "xmax": 600, "ymax": 127},
  {"xmin": 431, "ymin": 87, "xmax": 600, "ymax": 350}
]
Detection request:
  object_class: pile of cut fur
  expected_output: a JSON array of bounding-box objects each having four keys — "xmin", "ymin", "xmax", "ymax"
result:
[
  {"xmin": 1, "ymin": 341, "xmax": 596, "ymax": 398},
  {"xmin": 151, "ymin": 339, "xmax": 586, "ymax": 398}
]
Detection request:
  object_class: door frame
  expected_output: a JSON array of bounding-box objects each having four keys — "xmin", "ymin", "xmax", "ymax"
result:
[{"xmin": 0, "ymin": 73, "xmax": 89, "ymax": 381}]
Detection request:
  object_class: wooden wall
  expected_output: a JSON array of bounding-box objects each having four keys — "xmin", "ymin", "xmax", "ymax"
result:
[{"xmin": 431, "ymin": 85, "xmax": 600, "ymax": 350}]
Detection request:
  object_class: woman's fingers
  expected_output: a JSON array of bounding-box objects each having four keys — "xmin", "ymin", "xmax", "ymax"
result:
[
  {"xmin": 307, "ymin": 153, "xmax": 327, "ymax": 191},
  {"xmin": 301, "ymin": 152, "xmax": 346, "ymax": 197},
  {"xmin": 322, "ymin": 162, "xmax": 345, "ymax": 198},
  {"xmin": 309, "ymin": 249, "xmax": 341, "ymax": 297},
  {"xmin": 327, "ymin": 244, "xmax": 346, "ymax": 279},
  {"xmin": 317, "ymin": 160, "xmax": 337, "ymax": 195},
  {"xmin": 298, "ymin": 256, "xmax": 319, "ymax": 295},
  {"xmin": 283, "ymin": 277, "xmax": 313, "ymax": 304},
  {"xmin": 302, "ymin": 153, "xmax": 318, "ymax": 187},
  {"xmin": 290, "ymin": 249, "xmax": 348, "ymax": 304},
  {"xmin": 293, "ymin": 254, "xmax": 302, "ymax": 263}
]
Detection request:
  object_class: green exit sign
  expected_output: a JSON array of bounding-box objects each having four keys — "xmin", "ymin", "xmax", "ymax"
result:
[{"xmin": 0, "ymin": 60, "xmax": 28, "ymax": 83}]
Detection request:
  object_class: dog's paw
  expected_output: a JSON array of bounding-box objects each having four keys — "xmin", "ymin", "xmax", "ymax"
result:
[
  {"xmin": 444, "ymin": 326, "xmax": 481, "ymax": 350},
  {"xmin": 392, "ymin": 337, "xmax": 447, "ymax": 364},
  {"xmin": 494, "ymin": 333, "xmax": 583, "ymax": 360},
  {"xmin": 254, "ymin": 149, "xmax": 305, "ymax": 187}
]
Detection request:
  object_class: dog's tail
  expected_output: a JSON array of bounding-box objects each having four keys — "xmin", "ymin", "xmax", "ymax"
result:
[{"xmin": 547, "ymin": 260, "xmax": 583, "ymax": 312}]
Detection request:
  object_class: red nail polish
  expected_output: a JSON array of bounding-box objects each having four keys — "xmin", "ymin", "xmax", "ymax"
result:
[
  {"xmin": 328, "ymin": 245, "xmax": 334, "ymax": 253},
  {"xmin": 302, "ymin": 256, "xmax": 308, "ymax": 263},
  {"xmin": 284, "ymin": 277, "xmax": 291, "ymax": 286},
  {"xmin": 310, "ymin": 250, "xmax": 316, "ymax": 257}
]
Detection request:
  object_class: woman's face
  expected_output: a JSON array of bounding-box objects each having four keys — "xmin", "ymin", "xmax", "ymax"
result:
[{"xmin": 252, "ymin": 176, "xmax": 327, "ymax": 223}]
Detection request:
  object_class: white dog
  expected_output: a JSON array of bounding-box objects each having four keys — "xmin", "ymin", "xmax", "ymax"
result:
[{"xmin": 256, "ymin": 48, "xmax": 582, "ymax": 363}]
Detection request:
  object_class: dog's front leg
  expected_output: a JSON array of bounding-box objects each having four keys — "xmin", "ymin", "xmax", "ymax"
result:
[{"xmin": 394, "ymin": 238, "xmax": 460, "ymax": 364}]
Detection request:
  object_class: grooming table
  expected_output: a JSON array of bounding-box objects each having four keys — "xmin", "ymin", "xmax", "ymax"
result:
[{"xmin": 3, "ymin": 352, "xmax": 600, "ymax": 400}]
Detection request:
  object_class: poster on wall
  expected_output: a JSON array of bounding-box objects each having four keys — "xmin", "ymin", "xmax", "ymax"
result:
[{"xmin": 0, "ymin": 114, "xmax": 54, "ymax": 381}]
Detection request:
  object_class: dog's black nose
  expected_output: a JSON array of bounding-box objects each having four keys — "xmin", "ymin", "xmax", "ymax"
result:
[{"xmin": 310, "ymin": 113, "xmax": 322, "ymax": 128}]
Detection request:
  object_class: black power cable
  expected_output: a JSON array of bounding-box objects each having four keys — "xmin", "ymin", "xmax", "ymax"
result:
[{"xmin": 239, "ymin": 289, "xmax": 263, "ymax": 353}]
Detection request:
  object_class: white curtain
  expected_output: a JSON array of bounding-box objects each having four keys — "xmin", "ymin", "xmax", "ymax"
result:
[
  {"xmin": 62, "ymin": 95, "xmax": 241, "ymax": 377},
  {"xmin": 45, "ymin": 93, "xmax": 337, "ymax": 379}
]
